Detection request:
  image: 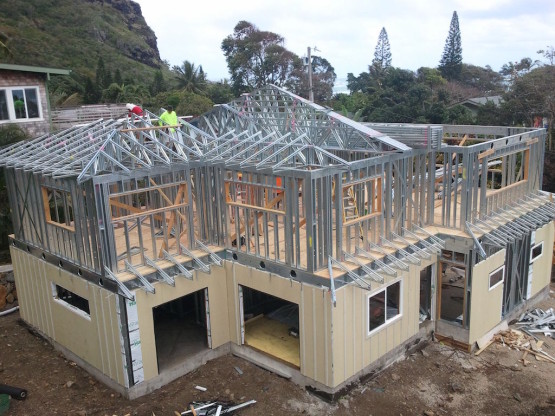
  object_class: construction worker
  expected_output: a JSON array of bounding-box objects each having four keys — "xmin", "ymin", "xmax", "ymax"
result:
[
  {"xmin": 159, "ymin": 105, "xmax": 180, "ymax": 143},
  {"xmin": 126, "ymin": 103, "xmax": 143, "ymax": 117}
]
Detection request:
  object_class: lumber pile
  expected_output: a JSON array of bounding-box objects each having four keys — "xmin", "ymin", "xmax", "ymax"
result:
[{"xmin": 485, "ymin": 329, "xmax": 555, "ymax": 365}]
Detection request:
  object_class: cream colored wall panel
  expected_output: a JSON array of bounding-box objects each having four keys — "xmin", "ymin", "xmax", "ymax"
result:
[
  {"xmin": 11, "ymin": 247, "xmax": 125, "ymax": 385},
  {"xmin": 469, "ymin": 249, "xmax": 505, "ymax": 344},
  {"xmin": 330, "ymin": 257, "xmax": 436, "ymax": 387},
  {"xmin": 300, "ymin": 285, "xmax": 315, "ymax": 379},
  {"xmin": 226, "ymin": 262, "xmax": 240, "ymax": 345},
  {"xmin": 530, "ymin": 222, "xmax": 554, "ymax": 296},
  {"xmin": 232, "ymin": 264, "xmax": 302, "ymax": 304},
  {"xmin": 312, "ymin": 287, "xmax": 327, "ymax": 384},
  {"xmin": 333, "ymin": 289, "xmax": 346, "ymax": 383}
]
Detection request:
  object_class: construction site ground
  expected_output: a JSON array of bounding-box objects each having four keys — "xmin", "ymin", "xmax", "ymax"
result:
[{"xmin": 0, "ymin": 283, "xmax": 554, "ymax": 416}]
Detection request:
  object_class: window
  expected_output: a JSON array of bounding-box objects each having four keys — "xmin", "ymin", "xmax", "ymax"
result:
[
  {"xmin": 52, "ymin": 284, "xmax": 90, "ymax": 316},
  {"xmin": 489, "ymin": 266, "xmax": 504, "ymax": 290},
  {"xmin": 368, "ymin": 281, "xmax": 401, "ymax": 334},
  {"xmin": 0, "ymin": 86, "xmax": 42, "ymax": 123},
  {"xmin": 531, "ymin": 242, "xmax": 543, "ymax": 262},
  {"xmin": 42, "ymin": 187, "xmax": 75, "ymax": 231}
]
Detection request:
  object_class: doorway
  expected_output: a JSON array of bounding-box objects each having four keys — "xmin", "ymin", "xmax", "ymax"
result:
[
  {"xmin": 419, "ymin": 264, "xmax": 434, "ymax": 324},
  {"xmin": 239, "ymin": 285, "xmax": 300, "ymax": 368},
  {"xmin": 153, "ymin": 288, "xmax": 211, "ymax": 373},
  {"xmin": 438, "ymin": 250, "xmax": 467, "ymax": 326}
]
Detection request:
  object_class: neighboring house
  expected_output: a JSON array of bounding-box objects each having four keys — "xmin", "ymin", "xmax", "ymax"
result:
[
  {"xmin": 0, "ymin": 85, "xmax": 552, "ymax": 400},
  {"xmin": 452, "ymin": 95, "xmax": 503, "ymax": 117},
  {"xmin": 0, "ymin": 63, "xmax": 70, "ymax": 137}
]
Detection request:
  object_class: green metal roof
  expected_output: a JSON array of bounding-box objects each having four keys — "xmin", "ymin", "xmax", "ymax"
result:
[{"xmin": 0, "ymin": 63, "xmax": 70, "ymax": 76}]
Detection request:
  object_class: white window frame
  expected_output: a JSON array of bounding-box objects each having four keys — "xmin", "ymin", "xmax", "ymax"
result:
[
  {"xmin": 530, "ymin": 241, "xmax": 543, "ymax": 263},
  {"xmin": 488, "ymin": 265, "xmax": 505, "ymax": 291},
  {"xmin": 51, "ymin": 282, "xmax": 91, "ymax": 320},
  {"xmin": 367, "ymin": 279, "xmax": 403, "ymax": 337},
  {"xmin": 0, "ymin": 86, "xmax": 43, "ymax": 124}
]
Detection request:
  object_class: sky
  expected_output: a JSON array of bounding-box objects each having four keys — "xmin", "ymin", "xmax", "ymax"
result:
[{"xmin": 135, "ymin": 0, "xmax": 555, "ymax": 86}]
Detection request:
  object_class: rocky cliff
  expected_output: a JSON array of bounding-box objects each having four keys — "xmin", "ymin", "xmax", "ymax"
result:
[{"xmin": 0, "ymin": 0, "xmax": 162, "ymax": 77}]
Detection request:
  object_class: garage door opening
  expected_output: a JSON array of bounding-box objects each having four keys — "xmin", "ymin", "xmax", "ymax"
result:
[
  {"xmin": 153, "ymin": 288, "xmax": 211, "ymax": 373},
  {"xmin": 239, "ymin": 285, "xmax": 300, "ymax": 368}
]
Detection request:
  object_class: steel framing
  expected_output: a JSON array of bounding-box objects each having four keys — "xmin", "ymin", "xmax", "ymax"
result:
[{"xmin": 0, "ymin": 85, "xmax": 551, "ymax": 315}]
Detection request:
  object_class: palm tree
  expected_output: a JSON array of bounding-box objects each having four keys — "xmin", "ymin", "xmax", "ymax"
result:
[{"xmin": 173, "ymin": 61, "xmax": 207, "ymax": 94}]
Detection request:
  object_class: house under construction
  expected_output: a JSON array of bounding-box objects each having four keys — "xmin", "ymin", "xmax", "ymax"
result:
[{"xmin": 0, "ymin": 85, "xmax": 553, "ymax": 399}]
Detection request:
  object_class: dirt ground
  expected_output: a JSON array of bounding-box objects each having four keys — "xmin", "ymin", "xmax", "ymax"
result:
[{"xmin": 1, "ymin": 285, "xmax": 554, "ymax": 416}]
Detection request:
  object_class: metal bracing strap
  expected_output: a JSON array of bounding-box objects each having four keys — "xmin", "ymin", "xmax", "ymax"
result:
[
  {"xmin": 367, "ymin": 242, "xmax": 409, "ymax": 270},
  {"xmin": 196, "ymin": 241, "xmax": 223, "ymax": 266},
  {"xmin": 329, "ymin": 257, "xmax": 372, "ymax": 290},
  {"xmin": 343, "ymin": 251, "xmax": 384, "ymax": 283},
  {"xmin": 104, "ymin": 267, "xmax": 135, "ymax": 300},
  {"xmin": 465, "ymin": 222, "xmax": 487, "ymax": 259},
  {"xmin": 125, "ymin": 261, "xmax": 155, "ymax": 294},
  {"xmin": 145, "ymin": 255, "xmax": 177, "ymax": 285},
  {"xmin": 327, "ymin": 258, "xmax": 337, "ymax": 307},
  {"xmin": 402, "ymin": 228, "xmax": 441, "ymax": 254},
  {"xmin": 381, "ymin": 237, "xmax": 421, "ymax": 265},
  {"xmin": 412, "ymin": 225, "xmax": 446, "ymax": 248},
  {"xmin": 355, "ymin": 246, "xmax": 397, "ymax": 276},
  {"xmin": 160, "ymin": 250, "xmax": 193, "ymax": 280},
  {"xmin": 391, "ymin": 232, "xmax": 431, "ymax": 259},
  {"xmin": 180, "ymin": 244, "xmax": 210, "ymax": 273}
]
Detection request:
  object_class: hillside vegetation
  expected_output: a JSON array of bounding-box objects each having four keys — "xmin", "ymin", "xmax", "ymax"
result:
[{"xmin": 0, "ymin": 0, "xmax": 162, "ymax": 80}]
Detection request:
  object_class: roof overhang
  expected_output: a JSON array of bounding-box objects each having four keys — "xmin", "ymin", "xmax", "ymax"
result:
[{"xmin": 0, "ymin": 63, "xmax": 71, "ymax": 80}]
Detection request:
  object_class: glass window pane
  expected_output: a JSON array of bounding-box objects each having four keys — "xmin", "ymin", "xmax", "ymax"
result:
[
  {"xmin": 531, "ymin": 243, "xmax": 542, "ymax": 260},
  {"xmin": 12, "ymin": 89, "xmax": 27, "ymax": 119},
  {"xmin": 0, "ymin": 90, "xmax": 8, "ymax": 120},
  {"xmin": 386, "ymin": 282, "xmax": 400, "ymax": 319},
  {"xmin": 369, "ymin": 290, "xmax": 386, "ymax": 331},
  {"xmin": 25, "ymin": 88, "xmax": 39, "ymax": 118}
]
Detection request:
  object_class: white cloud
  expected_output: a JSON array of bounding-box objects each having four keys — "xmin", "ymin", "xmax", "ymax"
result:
[{"xmin": 135, "ymin": 0, "xmax": 555, "ymax": 80}]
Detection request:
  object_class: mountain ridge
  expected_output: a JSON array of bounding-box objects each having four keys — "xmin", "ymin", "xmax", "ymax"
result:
[{"xmin": 0, "ymin": 0, "xmax": 163, "ymax": 79}]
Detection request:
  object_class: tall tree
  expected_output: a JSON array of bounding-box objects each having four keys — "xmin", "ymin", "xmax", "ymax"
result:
[
  {"xmin": 222, "ymin": 21, "xmax": 302, "ymax": 94},
  {"xmin": 95, "ymin": 57, "xmax": 109, "ymax": 90},
  {"xmin": 439, "ymin": 11, "xmax": 463, "ymax": 80},
  {"xmin": 372, "ymin": 27, "xmax": 392, "ymax": 70},
  {"xmin": 150, "ymin": 70, "xmax": 166, "ymax": 95}
]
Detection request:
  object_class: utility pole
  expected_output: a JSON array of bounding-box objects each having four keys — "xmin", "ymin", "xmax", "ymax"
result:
[{"xmin": 307, "ymin": 46, "xmax": 314, "ymax": 102}]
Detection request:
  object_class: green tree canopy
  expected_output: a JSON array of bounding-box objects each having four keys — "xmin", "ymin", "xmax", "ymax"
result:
[{"xmin": 221, "ymin": 21, "xmax": 302, "ymax": 94}]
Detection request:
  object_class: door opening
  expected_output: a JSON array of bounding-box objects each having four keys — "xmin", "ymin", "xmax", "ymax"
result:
[
  {"xmin": 239, "ymin": 285, "xmax": 300, "ymax": 368},
  {"xmin": 153, "ymin": 288, "xmax": 210, "ymax": 373}
]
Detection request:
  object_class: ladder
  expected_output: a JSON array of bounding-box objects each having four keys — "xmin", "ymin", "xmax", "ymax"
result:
[{"xmin": 342, "ymin": 185, "xmax": 364, "ymax": 238}]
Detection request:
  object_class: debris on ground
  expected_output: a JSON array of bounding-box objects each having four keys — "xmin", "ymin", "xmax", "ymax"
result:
[
  {"xmin": 516, "ymin": 308, "xmax": 555, "ymax": 337},
  {"xmin": 180, "ymin": 400, "xmax": 256, "ymax": 415},
  {"xmin": 477, "ymin": 328, "xmax": 555, "ymax": 364}
]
